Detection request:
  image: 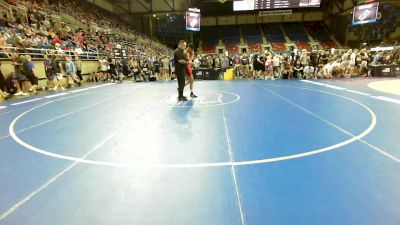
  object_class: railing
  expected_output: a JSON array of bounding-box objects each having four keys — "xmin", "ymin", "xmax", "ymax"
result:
[
  {"xmin": 0, "ymin": 0, "xmax": 30, "ymax": 23},
  {"xmin": 0, "ymin": 46, "xmax": 102, "ymax": 60},
  {"xmin": 0, "ymin": 1, "xmax": 13, "ymax": 20}
]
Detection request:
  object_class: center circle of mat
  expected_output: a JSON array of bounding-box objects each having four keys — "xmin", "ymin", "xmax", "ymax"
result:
[
  {"xmin": 8, "ymin": 85, "xmax": 377, "ymax": 168},
  {"xmin": 131, "ymin": 90, "xmax": 241, "ymax": 107}
]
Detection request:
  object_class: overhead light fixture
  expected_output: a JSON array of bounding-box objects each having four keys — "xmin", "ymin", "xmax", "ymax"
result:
[{"xmin": 153, "ymin": 14, "xmax": 156, "ymax": 17}]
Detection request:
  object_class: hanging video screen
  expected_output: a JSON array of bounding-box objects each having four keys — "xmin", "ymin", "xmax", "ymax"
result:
[
  {"xmin": 186, "ymin": 11, "xmax": 201, "ymax": 32},
  {"xmin": 352, "ymin": 2, "xmax": 379, "ymax": 25}
]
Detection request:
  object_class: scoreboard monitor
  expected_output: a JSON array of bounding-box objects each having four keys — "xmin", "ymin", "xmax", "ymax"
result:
[
  {"xmin": 352, "ymin": 2, "xmax": 379, "ymax": 25},
  {"xmin": 186, "ymin": 8, "xmax": 201, "ymax": 32},
  {"xmin": 233, "ymin": 0, "xmax": 321, "ymax": 11}
]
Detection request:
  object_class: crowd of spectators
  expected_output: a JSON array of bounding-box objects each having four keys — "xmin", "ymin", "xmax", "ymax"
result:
[
  {"xmin": 193, "ymin": 47, "xmax": 400, "ymax": 80},
  {"xmin": 0, "ymin": 0, "xmax": 171, "ymax": 58},
  {"xmin": 0, "ymin": 0, "xmax": 173, "ymax": 99}
]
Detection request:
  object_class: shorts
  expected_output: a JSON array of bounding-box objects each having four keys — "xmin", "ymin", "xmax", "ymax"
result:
[
  {"xmin": 13, "ymin": 73, "xmax": 27, "ymax": 81},
  {"xmin": 186, "ymin": 64, "xmax": 192, "ymax": 77},
  {"xmin": 27, "ymin": 72, "xmax": 38, "ymax": 85}
]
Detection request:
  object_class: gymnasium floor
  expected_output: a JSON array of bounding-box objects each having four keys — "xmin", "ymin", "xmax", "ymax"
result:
[{"xmin": 0, "ymin": 79, "xmax": 399, "ymax": 225}]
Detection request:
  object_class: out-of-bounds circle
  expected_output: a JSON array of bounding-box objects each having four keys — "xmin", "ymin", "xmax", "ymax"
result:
[
  {"xmin": 9, "ymin": 84, "xmax": 377, "ymax": 168},
  {"xmin": 367, "ymin": 79, "xmax": 400, "ymax": 95},
  {"xmin": 133, "ymin": 90, "xmax": 241, "ymax": 108}
]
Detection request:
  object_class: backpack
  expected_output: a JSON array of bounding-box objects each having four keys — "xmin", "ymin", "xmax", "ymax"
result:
[{"xmin": 6, "ymin": 76, "xmax": 16, "ymax": 94}]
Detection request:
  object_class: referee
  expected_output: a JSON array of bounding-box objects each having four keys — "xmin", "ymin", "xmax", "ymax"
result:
[{"xmin": 174, "ymin": 40, "xmax": 188, "ymax": 101}]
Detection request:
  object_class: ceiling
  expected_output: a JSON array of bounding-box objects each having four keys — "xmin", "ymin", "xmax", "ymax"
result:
[{"xmin": 98, "ymin": 0, "xmax": 399, "ymax": 18}]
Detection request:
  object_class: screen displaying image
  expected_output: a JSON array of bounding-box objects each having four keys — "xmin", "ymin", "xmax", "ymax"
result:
[
  {"xmin": 186, "ymin": 11, "xmax": 201, "ymax": 31},
  {"xmin": 352, "ymin": 2, "xmax": 379, "ymax": 25},
  {"xmin": 299, "ymin": 0, "xmax": 321, "ymax": 7},
  {"xmin": 233, "ymin": 0, "xmax": 320, "ymax": 11},
  {"xmin": 233, "ymin": 0, "xmax": 255, "ymax": 11}
]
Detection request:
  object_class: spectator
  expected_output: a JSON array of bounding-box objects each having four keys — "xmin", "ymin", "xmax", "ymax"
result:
[
  {"xmin": 0, "ymin": 62, "xmax": 10, "ymax": 98},
  {"xmin": 75, "ymin": 57, "xmax": 83, "ymax": 81},
  {"xmin": 50, "ymin": 54, "xmax": 65, "ymax": 91},
  {"xmin": 11, "ymin": 52, "xmax": 27, "ymax": 95},
  {"xmin": 65, "ymin": 55, "xmax": 81, "ymax": 87},
  {"xmin": 43, "ymin": 54, "xmax": 54, "ymax": 89},
  {"xmin": 24, "ymin": 55, "xmax": 38, "ymax": 94}
]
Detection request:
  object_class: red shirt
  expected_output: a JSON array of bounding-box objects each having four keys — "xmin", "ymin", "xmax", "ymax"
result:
[{"xmin": 53, "ymin": 37, "xmax": 62, "ymax": 44}]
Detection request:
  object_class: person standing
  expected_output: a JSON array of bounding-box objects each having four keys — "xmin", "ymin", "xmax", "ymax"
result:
[
  {"xmin": 184, "ymin": 43, "xmax": 197, "ymax": 98},
  {"xmin": 161, "ymin": 56, "xmax": 170, "ymax": 80},
  {"xmin": 75, "ymin": 57, "xmax": 83, "ymax": 81},
  {"xmin": 221, "ymin": 55, "xmax": 229, "ymax": 76},
  {"xmin": 11, "ymin": 52, "xmax": 27, "ymax": 96},
  {"xmin": 43, "ymin": 54, "xmax": 54, "ymax": 90},
  {"xmin": 65, "ymin": 56, "xmax": 81, "ymax": 87},
  {"xmin": 174, "ymin": 40, "xmax": 188, "ymax": 101},
  {"xmin": 51, "ymin": 55, "xmax": 65, "ymax": 91},
  {"xmin": 0, "ymin": 62, "xmax": 10, "ymax": 98},
  {"xmin": 24, "ymin": 55, "xmax": 38, "ymax": 95}
]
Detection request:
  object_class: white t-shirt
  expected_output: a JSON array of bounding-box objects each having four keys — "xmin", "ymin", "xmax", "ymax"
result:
[
  {"xmin": 161, "ymin": 58, "xmax": 169, "ymax": 69},
  {"xmin": 99, "ymin": 59, "xmax": 109, "ymax": 71},
  {"xmin": 304, "ymin": 66, "xmax": 314, "ymax": 75},
  {"xmin": 193, "ymin": 58, "xmax": 201, "ymax": 68},
  {"xmin": 332, "ymin": 61, "xmax": 342, "ymax": 69},
  {"xmin": 273, "ymin": 56, "xmax": 281, "ymax": 67},
  {"xmin": 350, "ymin": 53, "xmax": 357, "ymax": 66},
  {"xmin": 325, "ymin": 63, "xmax": 334, "ymax": 74}
]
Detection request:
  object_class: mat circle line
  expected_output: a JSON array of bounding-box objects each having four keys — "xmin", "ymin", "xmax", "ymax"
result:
[{"xmin": 8, "ymin": 84, "xmax": 377, "ymax": 168}]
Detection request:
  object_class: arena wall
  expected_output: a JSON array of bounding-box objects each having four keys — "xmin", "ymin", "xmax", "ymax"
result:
[{"xmin": 1, "ymin": 60, "xmax": 101, "ymax": 87}]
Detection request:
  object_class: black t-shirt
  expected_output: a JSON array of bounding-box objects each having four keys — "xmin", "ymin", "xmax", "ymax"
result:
[
  {"xmin": 52, "ymin": 59, "xmax": 61, "ymax": 73},
  {"xmin": 252, "ymin": 55, "xmax": 258, "ymax": 66},
  {"xmin": 174, "ymin": 48, "xmax": 185, "ymax": 71},
  {"xmin": 320, "ymin": 55, "xmax": 329, "ymax": 65},
  {"xmin": 154, "ymin": 60, "xmax": 160, "ymax": 69},
  {"xmin": 310, "ymin": 52, "xmax": 319, "ymax": 65}
]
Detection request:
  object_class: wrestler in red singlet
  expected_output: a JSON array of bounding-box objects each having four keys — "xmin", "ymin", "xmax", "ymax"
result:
[
  {"xmin": 184, "ymin": 44, "xmax": 197, "ymax": 98},
  {"xmin": 186, "ymin": 48, "xmax": 194, "ymax": 77}
]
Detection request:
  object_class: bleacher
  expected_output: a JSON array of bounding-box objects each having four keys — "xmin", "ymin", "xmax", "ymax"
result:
[
  {"xmin": 303, "ymin": 21, "xmax": 337, "ymax": 49},
  {"xmin": 202, "ymin": 26, "xmax": 219, "ymax": 46},
  {"xmin": 263, "ymin": 23, "xmax": 286, "ymax": 43},
  {"xmin": 220, "ymin": 25, "xmax": 241, "ymax": 45},
  {"xmin": 155, "ymin": 18, "xmax": 186, "ymax": 45},
  {"xmin": 248, "ymin": 44, "xmax": 261, "ymax": 52},
  {"xmin": 320, "ymin": 41, "xmax": 338, "ymax": 49},
  {"xmin": 295, "ymin": 42, "xmax": 311, "ymax": 51},
  {"xmin": 242, "ymin": 24, "xmax": 262, "ymax": 44},
  {"xmin": 0, "ymin": 0, "xmax": 171, "ymax": 62},
  {"xmin": 198, "ymin": 21, "xmax": 346, "ymax": 52},
  {"xmin": 283, "ymin": 23, "xmax": 309, "ymax": 42},
  {"xmin": 202, "ymin": 45, "xmax": 216, "ymax": 53},
  {"xmin": 304, "ymin": 22, "xmax": 332, "ymax": 42},
  {"xmin": 271, "ymin": 43, "xmax": 287, "ymax": 51},
  {"xmin": 226, "ymin": 44, "xmax": 238, "ymax": 53}
]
